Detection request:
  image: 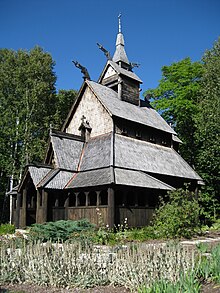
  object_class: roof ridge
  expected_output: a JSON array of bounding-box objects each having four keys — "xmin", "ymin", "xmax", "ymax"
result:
[{"xmin": 51, "ymin": 129, "xmax": 84, "ymax": 142}]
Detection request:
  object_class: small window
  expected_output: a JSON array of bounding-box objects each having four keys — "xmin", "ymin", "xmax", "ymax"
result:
[
  {"xmin": 135, "ymin": 130, "xmax": 142, "ymax": 138},
  {"xmin": 69, "ymin": 193, "xmax": 76, "ymax": 207},
  {"xmin": 149, "ymin": 135, "xmax": 156, "ymax": 143},
  {"xmin": 121, "ymin": 127, "xmax": 128, "ymax": 135},
  {"xmin": 100, "ymin": 190, "xmax": 108, "ymax": 205},
  {"xmin": 78, "ymin": 192, "xmax": 86, "ymax": 206},
  {"xmin": 88, "ymin": 191, "xmax": 97, "ymax": 206}
]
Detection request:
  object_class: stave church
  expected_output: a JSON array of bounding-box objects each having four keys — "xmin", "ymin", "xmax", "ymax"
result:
[{"xmin": 10, "ymin": 17, "xmax": 203, "ymax": 228}]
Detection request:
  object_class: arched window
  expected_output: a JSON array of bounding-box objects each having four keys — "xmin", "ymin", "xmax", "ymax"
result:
[
  {"xmin": 115, "ymin": 190, "xmax": 125, "ymax": 206},
  {"xmin": 138, "ymin": 191, "xmax": 146, "ymax": 207},
  {"xmin": 88, "ymin": 191, "xmax": 97, "ymax": 206},
  {"xmin": 69, "ymin": 193, "xmax": 76, "ymax": 207},
  {"xmin": 127, "ymin": 191, "xmax": 135, "ymax": 206},
  {"xmin": 78, "ymin": 192, "xmax": 86, "ymax": 206},
  {"xmin": 99, "ymin": 190, "xmax": 108, "ymax": 205}
]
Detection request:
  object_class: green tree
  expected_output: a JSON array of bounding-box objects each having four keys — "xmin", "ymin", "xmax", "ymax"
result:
[
  {"xmin": 195, "ymin": 38, "xmax": 220, "ymax": 202},
  {"xmin": 144, "ymin": 58, "xmax": 204, "ymax": 166},
  {"xmin": 0, "ymin": 47, "xmax": 57, "ymax": 192},
  {"xmin": 54, "ymin": 89, "xmax": 78, "ymax": 129}
]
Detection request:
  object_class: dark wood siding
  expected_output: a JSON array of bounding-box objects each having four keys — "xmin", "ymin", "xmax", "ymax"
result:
[{"xmin": 121, "ymin": 78, "xmax": 139, "ymax": 105}]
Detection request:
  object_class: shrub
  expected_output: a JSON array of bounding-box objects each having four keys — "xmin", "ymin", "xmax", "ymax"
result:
[
  {"xmin": 29, "ymin": 219, "xmax": 95, "ymax": 242},
  {"xmin": 0, "ymin": 223, "xmax": 15, "ymax": 235},
  {"xmin": 151, "ymin": 187, "xmax": 201, "ymax": 238}
]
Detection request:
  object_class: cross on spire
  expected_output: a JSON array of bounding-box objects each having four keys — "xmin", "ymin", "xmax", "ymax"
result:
[
  {"xmin": 81, "ymin": 115, "xmax": 86, "ymax": 124},
  {"xmin": 118, "ymin": 13, "xmax": 122, "ymax": 33}
]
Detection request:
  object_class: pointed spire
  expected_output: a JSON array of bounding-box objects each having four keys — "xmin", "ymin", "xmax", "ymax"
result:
[{"xmin": 112, "ymin": 14, "xmax": 130, "ymax": 68}]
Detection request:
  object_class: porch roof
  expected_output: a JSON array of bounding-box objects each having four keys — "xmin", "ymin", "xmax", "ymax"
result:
[
  {"xmin": 66, "ymin": 167, "xmax": 113, "ymax": 189},
  {"xmin": 114, "ymin": 168, "xmax": 175, "ymax": 190},
  {"xmin": 114, "ymin": 134, "xmax": 202, "ymax": 180}
]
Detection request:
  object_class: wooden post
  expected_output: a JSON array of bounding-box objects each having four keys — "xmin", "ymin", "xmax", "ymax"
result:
[
  {"xmin": 96, "ymin": 191, "xmax": 101, "ymax": 206},
  {"xmin": 64, "ymin": 193, "xmax": 69, "ymax": 220},
  {"xmin": 42, "ymin": 190, "xmax": 48, "ymax": 223},
  {"xmin": 36, "ymin": 189, "xmax": 41, "ymax": 223},
  {"xmin": 85, "ymin": 192, "xmax": 89, "ymax": 206},
  {"xmin": 16, "ymin": 193, "xmax": 21, "ymax": 228},
  {"xmin": 75, "ymin": 193, "xmax": 79, "ymax": 207},
  {"xmin": 21, "ymin": 188, "xmax": 27, "ymax": 228},
  {"xmin": 107, "ymin": 188, "xmax": 115, "ymax": 228}
]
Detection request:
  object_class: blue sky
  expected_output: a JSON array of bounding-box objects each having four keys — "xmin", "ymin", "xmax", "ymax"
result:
[{"xmin": 1, "ymin": 0, "xmax": 219, "ymax": 95}]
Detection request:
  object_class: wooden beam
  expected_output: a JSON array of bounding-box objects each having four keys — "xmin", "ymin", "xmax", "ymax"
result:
[
  {"xmin": 42, "ymin": 190, "xmax": 48, "ymax": 223},
  {"xmin": 20, "ymin": 188, "xmax": 27, "ymax": 228},
  {"xmin": 16, "ymin": 193, "xmax": 21, "ymax": 228},
  {"xmin": 107, "ymin": 188, "xmax": 115, "ymax": 228}
]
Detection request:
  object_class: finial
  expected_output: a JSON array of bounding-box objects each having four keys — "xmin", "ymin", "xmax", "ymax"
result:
[
  {"xmin": 118, "ymin": 13, "xmax": 122, "ymax": 33},
  {"xmin": 72, "ymin": 60, "xmax": 91, "ymax": 80},
  {"xmin": 97, "ymin": 43, "xmax": 112, "ymax": 60},
  {"xmin": 81, "ymin": 115, "xmax": 86, "ymax": 124}
]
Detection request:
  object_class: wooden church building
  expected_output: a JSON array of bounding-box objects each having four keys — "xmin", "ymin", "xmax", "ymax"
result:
[{"xmin": 11, "ymin": 18, "xmax": 203, "ymax": 228}]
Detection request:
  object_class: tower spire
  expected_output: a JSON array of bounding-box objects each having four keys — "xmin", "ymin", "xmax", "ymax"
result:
[{"xmin": 112, "ymin": 13, "xmax": 130, "ymax": 68}]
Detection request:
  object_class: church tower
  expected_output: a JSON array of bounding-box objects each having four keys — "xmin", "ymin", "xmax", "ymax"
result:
[{"xmin": 99, "ymin": 15, "xmax": 142, "ymax": 105}]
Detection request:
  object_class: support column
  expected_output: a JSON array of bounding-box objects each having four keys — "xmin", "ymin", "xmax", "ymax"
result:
[
  {"xmin": 65, "ymin": 193, "xmax": 69, "ymax": 220},
  {"xmin": 42, "ymin": 190, "xmax": 48, "ymax": 223},
  {"xmin": 96, "ymin": 191, "xmax": 101, "ymax": 206},
  {"xmin": 85, "ymin": 192, "xmax": 89, "ymax": 206},
  {"xmin": 16, "ymin": 193, "xmax": 21, "ymax": 228},
  {"xmin": 107, "ymin": 188, "xmax": 115, "ymax": 229},
  {"xmin": 21, "ymin": 188, "xmax": 27, "ymax": 228},
  {"xmin": 75, "ymin": 193, "xmax": 79, "ymax": 207},
  {"xmin": 36, "ymin": 189, "xmax": 41, "ymax": 223}
]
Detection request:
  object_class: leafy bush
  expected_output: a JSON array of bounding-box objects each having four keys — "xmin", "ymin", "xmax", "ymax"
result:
[
  {"xmin": 151, "ymin": 187, "xmax": 201, "ymax": 238},
  {"xmin": 29, "ymin": 219, "xmax": 95, "ymax": 242},
  {"xmin": 0, "ymin": 223, "xmax": 15, "ymax": 235}
]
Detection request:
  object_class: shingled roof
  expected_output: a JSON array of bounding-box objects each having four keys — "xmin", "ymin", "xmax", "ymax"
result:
[
  {"xmin": 18, "ymin": 164, "xmax": 52, "ymax": 192},
  {"xmin": 87, "ymin": 80, "xmax": 176, "ymax": 135},
  {"xmin": 51, "ymin": 131, "xmax": 84, "ymax": 171},
  {"xmin": 99, "ymin": 60, "xmax": 142, "ymax": 83},
  {"xmin": 114, "ymin": 168, "xmax": 174, "ymax": 190},
  {"xmin": 79, "ymin": 133, "xmax": 112, "ymax": 171},
  {"xmin": 114, "ymin": 134, "xmax": 201, "ymax": 180},
  {"xmin": 67, "ymin": 168, "xmax": 113, "ymax": 189}
]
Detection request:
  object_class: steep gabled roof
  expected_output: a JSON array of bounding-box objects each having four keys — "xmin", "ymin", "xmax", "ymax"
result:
[
  {"xmin": 87, "ymin": 80, "xmax": 176, "ymax": 134},
  {"xmin": 99, "ymin": 60, "xmax": 142, "ymax": 84},
  {"xmin": 18, "ymin": 164, "xmax": 52, "ymax": 192}
]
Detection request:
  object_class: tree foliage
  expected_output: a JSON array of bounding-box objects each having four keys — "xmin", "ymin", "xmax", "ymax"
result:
[
  {"xmin": 195, "ymin": 38, "xmax": 220, "ymax": 200},
  {"xmin": 144, "ymin": 58, "xmax": 204, "ymax": 165},
  {"xmin": 54, "ymin": 89, "xmax": 78, "ymax": 129},
  {"xmin": 144, "ymin": 41, "xmax": 220, "ymax": 211},
  {"xmin": 0, "ymin": 47, "xmax": 57, "ymax": 185}
]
